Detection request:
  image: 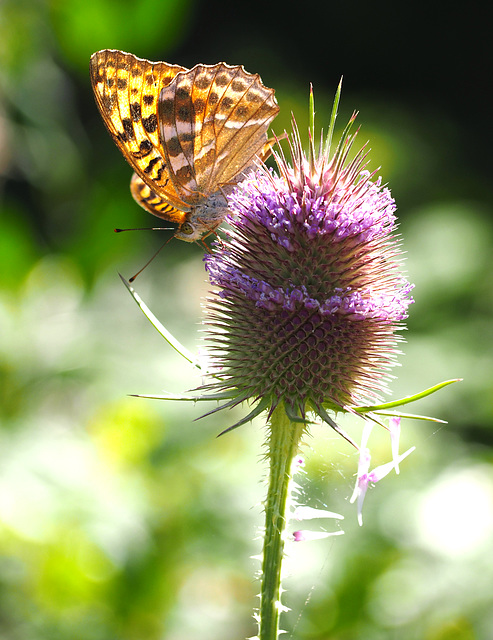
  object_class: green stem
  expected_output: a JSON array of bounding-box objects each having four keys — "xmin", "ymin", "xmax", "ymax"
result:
[{"xmin": 259, "ymin": 405, "xmax": 306, "ymax": 640}]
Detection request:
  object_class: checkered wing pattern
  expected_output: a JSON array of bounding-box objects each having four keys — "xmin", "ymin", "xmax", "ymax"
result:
[
  {"xmin": 91, "ymin": 51, "xmax": 279, "ymax": 239},
  {"xmin": 90, "ymin": 49, "xmax": 188, "ymax": 219}
]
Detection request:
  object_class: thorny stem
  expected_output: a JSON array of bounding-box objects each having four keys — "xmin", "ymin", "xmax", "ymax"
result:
[{"xmin": 258, "ymin": 405, "xmax": 306, "ymax": 640}]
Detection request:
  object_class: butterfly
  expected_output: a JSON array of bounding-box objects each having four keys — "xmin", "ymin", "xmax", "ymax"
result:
[{"xmin": 90, "ymin": 49, "xmax": 279, "ymax": 242}]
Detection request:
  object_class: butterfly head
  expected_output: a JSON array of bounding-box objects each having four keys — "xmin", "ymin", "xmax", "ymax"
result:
[
  {"xmin": 175, "ymin": 191, "xmax": 230, "ymax": 242},
  {"xmin": 175, "ymin": 220, "xmax": 201, "ymax": 242}
]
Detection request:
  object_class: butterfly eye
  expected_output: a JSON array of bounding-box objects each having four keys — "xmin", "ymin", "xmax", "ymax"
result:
[{"xmin": 180, "ymin": 222, "xmax": 194, "ymax": 236}]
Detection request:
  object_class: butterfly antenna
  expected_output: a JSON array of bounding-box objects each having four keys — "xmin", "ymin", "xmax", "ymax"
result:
[
  {"xmin": 115, "ymin": 226, "xmax": 176, "ymax": 232},
  {"xmin": 128, "ymin": 235, "xmax": 174, "ymax": 282}
]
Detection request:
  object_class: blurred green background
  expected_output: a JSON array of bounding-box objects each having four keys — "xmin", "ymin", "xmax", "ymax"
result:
[{"xmin": 1, "ymin": 0, "xmax": 492, "ymax": 638}]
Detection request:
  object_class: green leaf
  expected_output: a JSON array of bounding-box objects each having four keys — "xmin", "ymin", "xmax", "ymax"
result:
[
  {"xmin": 130, "ymin": 391, "xmax": 238, "ymax": 402},
  {"xmin": 120, "ymin": 274, "xmax": 205, "ymax": 372},
  {"xmin": 354, "ymin": 379, "xmax": 462, "ymax": 413},
  {"xmin": 372, "ymin": 411, "xmax": 447, "ymax": 423}
]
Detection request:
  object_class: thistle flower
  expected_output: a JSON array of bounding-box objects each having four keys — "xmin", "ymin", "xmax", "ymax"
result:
[
  {"xmin": 200, "ymin": 96, "xmax": 417, "ymax": 638},
  {"xmin": 203, "ymin": 98, "xmax": 414, "ymax": 434},
  {"xmin": 125, "ymin": 89, "xmax": 457, "ymax": 640}
]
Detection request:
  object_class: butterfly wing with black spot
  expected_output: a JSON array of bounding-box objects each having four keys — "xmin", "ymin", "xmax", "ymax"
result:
[{"xmin": 90, "ymin": 49, "xmax": 190, "ymax": 215}]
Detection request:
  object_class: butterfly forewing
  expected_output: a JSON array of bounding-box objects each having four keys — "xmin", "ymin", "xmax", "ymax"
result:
[{"xmin": 90, "ymin": 50, "xmax": 189, "ymax": 211}]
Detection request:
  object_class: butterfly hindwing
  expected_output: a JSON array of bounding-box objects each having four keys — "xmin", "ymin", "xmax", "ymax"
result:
[
  {"xmin": 129, "ymin": 173, "xmax": 187, "ymax": 224},
  {"xmin": 193, "ymin": 64, "xmax": 279, "ymax": 190},
  {"xmin": 158, "ymin": 63, "xmax": 279, "ymax": 200},
  {"xmin": 90, "ymin": 50, "xmax": 189, "ymax": 211},
  {"xmin": 156, "ymin": 67, "xmax": 201, "ymax": 201}
]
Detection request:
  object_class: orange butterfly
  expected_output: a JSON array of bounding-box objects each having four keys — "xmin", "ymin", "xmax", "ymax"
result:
[{"xmin": 90, "ymin": 50, "xmax": 279, "ymax": 241}]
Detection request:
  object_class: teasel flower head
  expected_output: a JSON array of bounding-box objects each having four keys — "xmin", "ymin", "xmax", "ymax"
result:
[{"xmin": 202, "ymin": 89, "xmax": 414, "ymax": 436}]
